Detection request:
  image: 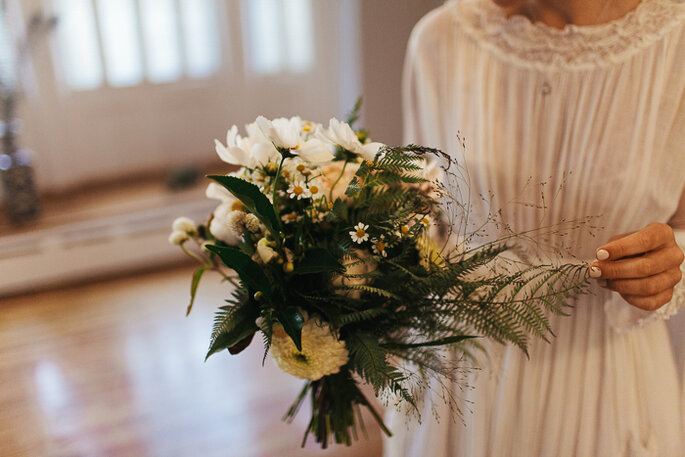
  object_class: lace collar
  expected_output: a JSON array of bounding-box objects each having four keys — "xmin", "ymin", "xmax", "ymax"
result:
[{"xmin": 452, "ymin": 0, "xmax": 685, "ymax": 70}]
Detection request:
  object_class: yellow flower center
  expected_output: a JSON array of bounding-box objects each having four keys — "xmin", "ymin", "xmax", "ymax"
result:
[
  {"xmin": 421, "ymin": 217, "xmax": 430, "ymax": 225},
  {"xmin": 309, "ymin": 185, "xmax": 319, "ymax": 194},
  {"xmin": 356, "ymin": 229, "xmax": 366, "ymax": 238},
  {"xmin": 302, "ymin": 170, "xmax": 312, "ymax": 176},
  {"xmin": 287, "ymin": 212, "xmax": 298, "ymax": 220},
  {"xmin": 302, "ymin": 122, "xmax": 312, "ymax": 133},
  {"xmin": 293, "ymin": 186, "xmax": 304, "ymax": 195},
  {"xmin": 296, "ymin": 164, "xmax": 306, "ymax": 172},
  {"xmin": 376, "ymin": 241, "xmax": 385, "ymax": 251},
  {"xmin": 400, "ymin": 225, "xmax": 409, "ymax": 234},
  {"xmin": 231, "ymin": 201, "xmax": 244, "ymax": 211}
]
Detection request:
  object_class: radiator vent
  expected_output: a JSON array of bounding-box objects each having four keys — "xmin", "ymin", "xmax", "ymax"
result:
[{"xmin": 0, "ymin": 199, "xmax": 216, "ymax": 297}]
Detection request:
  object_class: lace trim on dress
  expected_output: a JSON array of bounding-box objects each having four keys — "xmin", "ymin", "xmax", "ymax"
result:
[{"xmin": 452, "ymin": 0, "xmax": 685, "ymax": 70}]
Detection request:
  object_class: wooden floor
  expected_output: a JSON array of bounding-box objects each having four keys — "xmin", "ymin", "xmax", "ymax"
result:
[{"xmin": 0, "ymin": 266, "xmax": 383, "ymax": 457}]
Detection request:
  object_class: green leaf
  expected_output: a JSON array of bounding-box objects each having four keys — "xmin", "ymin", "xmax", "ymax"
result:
[
  {"xmin": 382, "ymin": 335, "xmax": 477, "ymax": 350},
  {"xmin": 276, "ymin": 306, "xmax": 305, "ymax": 351},
  {"xmin": 205, "ymin": 244, "xmax": 272, "ymax": 299},
  {"xmin": 346, "ymin": 332, "xmax": 389, "ymax": 390},
  {"xmin": 205, "ymin": 303, "xmax": 259, "ymax": 360},
  {"xmin": 295, "ymin": 248, "xmax": 344, "ymax": 275},
  {"xmin": 208, "ymin": 175, "xmax": 280, "ymax": 235},
  {"xmin": 186, "ymin": 267, "xmax": 206, "ymax": 316},
  {"xmin": 228, "ymin": 332, "xmax": 255, "ymax": 355}
]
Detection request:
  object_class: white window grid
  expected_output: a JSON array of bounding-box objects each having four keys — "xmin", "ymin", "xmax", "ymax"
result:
[{"xmin": 47, "ymin": 0, "xmax": 315, "ymax": 91}]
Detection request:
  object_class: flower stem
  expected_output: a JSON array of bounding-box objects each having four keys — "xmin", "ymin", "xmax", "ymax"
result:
[
  {"xmin": 180, "ymin": 243, "xmax": 207, "ymax": 266},
  {"xmin": 271, "ymin": 155, "xmax": 287, "ymax": 211},
  {"xmin": 328, "ymin": 159, "xmax": 349, "ymax": 201}
]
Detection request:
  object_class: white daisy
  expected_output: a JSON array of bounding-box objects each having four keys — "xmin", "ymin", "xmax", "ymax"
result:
[
  {"xmin": 372, "ymin": 235, "xmax": 388, "ymax": 257},
  {"xmin": 349, "ymin": 222, "xmax": 369, "ymax": 244},
  {"xmin": 419, "ymin": 215, "xmax": 431, "ymax": 228},
  {"xmin": 307, "ymin": 181, "xmax": 323, "ymax": 200},
  {"xmin": 281, "ymin": 211, "xmax": 302, "ymax": 223},
  {"xmin": 287, "ymin": 181, "xmax": 311, "ymax": 200}
]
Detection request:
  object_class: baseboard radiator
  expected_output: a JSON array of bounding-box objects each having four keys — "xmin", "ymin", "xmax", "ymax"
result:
[{"xmin": 0, "ymin": 199, "xmax": 216, "ymax": 297}]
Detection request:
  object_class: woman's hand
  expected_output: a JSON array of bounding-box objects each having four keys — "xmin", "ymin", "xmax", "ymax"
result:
[{"xmin": 589, "ymin": 222, "xmax": 684, "ymax": 311}]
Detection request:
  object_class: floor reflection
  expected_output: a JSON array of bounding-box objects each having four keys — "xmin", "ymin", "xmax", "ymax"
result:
[{"xmin": 0, "ymin": 266, "xmax": 382, "ymax": 457}]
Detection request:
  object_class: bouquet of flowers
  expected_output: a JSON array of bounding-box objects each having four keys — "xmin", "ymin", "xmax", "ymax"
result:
[{"xmin": 170, "ymin": 107, "xmax": 588, "ymax": 448}]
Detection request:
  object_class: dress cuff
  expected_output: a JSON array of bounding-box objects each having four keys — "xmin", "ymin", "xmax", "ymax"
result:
[{"xmin": 605, "ymin": 229, "xmax": 685, "ymax": 333}]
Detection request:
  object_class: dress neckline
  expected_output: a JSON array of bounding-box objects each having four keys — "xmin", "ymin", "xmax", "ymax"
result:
[{"xmin": 451, "ymin": 0, "xmax": 685, "ymax": 70}]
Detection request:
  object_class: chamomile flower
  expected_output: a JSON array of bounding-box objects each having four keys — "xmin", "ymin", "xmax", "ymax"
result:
[
  {"xmin": 350, "ymin": 222, "xmax": 369, "ymax": 244},
  {"xmin": 281, "ymin": 211, "xmax": 302, "ymax": 223},
  {"xmin": 287, "ymin": 181, "xmax": 311, "ymax": 200},
  {"xmin": 419, "ymin": 215, "xmax": 431, "ymax": 228},
  {"xmin": 372, "ymin": 235, "xmax": 388, "ymax": 257},
  {"xmin": 308, "ymin": 181, "xmax": 323, "ymax": 200}
]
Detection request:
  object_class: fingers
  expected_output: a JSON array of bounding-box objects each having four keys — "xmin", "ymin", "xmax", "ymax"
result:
[
  {"xmin": 607, "ymin": 267, "xmax": 683, "ymax": 296},
  {"xmin": 619, "ymin": 289, "xmax": 674, "ymax": 311},
  {"xmin": 595, "ymin": 223, "xmax": 673, "ymax": 260},
  {"xmin": 590, "ymin": 245, "xmax": 684, "ymax": 279},
  {"xmin": 590, "ymin": 223, "xmax": 684, "ymax": 312}
]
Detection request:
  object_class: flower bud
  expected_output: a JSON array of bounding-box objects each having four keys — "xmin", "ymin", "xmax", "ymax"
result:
[
  {"xmin": 257, "ymin": 237, "xmax": 279, "ymax": 263},
  {"xmin": 168, "ymin": 230, "xmax": 189, "ymax": 245},
  {"xmin": 283, "ymin": 262, "xmax": 294, "ymax": 273},
  {"xmin": 244, "ymin": 214, "xmax": 261, "ymax": 233},
  {"xmin": 172, "ymin": 216, "xmax": 196, "ymax": 234}
]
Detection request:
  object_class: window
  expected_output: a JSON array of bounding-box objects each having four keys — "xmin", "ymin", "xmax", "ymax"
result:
[
  {"xmin": 52, "ymin": 0, "xmax": 223, "ymax": 90},
  {"xmin": 243, "ymin": 0, "xmax": 314, "ymax": 75},
  {"xmin": 52, "ymin": 0, "xmax": 315, "ymax": 90}
]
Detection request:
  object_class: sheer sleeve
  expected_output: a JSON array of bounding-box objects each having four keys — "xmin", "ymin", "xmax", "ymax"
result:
[{"xmin": 606, "ymin": 90, "xmax": 685, "ymax": 333}]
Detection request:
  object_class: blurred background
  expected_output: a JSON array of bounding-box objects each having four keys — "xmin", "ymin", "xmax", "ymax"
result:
[{"xmin": 0, "ymin": 0, "xmax": 442, "ymax": 456}]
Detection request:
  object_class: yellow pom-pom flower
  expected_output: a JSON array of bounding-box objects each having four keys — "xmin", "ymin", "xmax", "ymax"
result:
[{"xmin": 270, "ymin": 317, "xmax": 349, "ymax": 381}]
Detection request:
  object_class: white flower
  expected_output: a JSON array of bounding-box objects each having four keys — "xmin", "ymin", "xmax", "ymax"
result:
[
  {"xmin": 287, "ymin": 181, "xmax": 311, "ymax": 200},
  {"xmin": 206, "ymin": 182, "xmax": 233, "ymax": 202},
  {"xmin": 172, "ymin": 217, "xmax": 196, "ymax": 235},
  {"xmin": 168, "ymin": 230, "xmax": 189, "ymax": 245},
  {"xmin": 307, "ymin": 180, "xmax": 323, "ymax": 200},
  {"xmin": 209, "ymin": 202, "xmax": 242, "ymax": 245},
  {"xmin": 419, "ymin": 215, "xmax": 431, "ymax": 228},
  {"xmin": 372, "ymin": 235, "xmax": 388, "ymax": 257},
  {"xmin": 349, "ymin": 222, "xmax": 369, "ymax": 244},
  {"xmin": 214, "ymin": 124, "xmax": 279, "ymax": 168},
  {"xmin": 293, "ymin": 138, "xmax": 334, "ymax": 164},
  {"xmin": 316, "ymin": 118, "xmax": 384, "ymax": 160},
  {"xmin": 270, "ymin": 317, "xmax": 349, "ymax": 381},
  {"xmin": 281, "ymin": 211, "xmax": 302, "ymax": 224},
  {"xmin": 256, "ymin": 237, "xmax": 279, "ymax": 264},
  {"xmin": 256, "ymin": 115, "xmax": 302, "ymax": 150}
]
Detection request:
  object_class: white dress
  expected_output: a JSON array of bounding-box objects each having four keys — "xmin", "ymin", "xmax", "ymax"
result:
[{"xmin": 384, "ymin": 0, "xmax": 685, "ymax": 456}]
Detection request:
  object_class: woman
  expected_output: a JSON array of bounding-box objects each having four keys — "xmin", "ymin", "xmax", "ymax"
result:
[{"xmin": 384, "ymin": 0, "xmax": 685, "ymax": 455}]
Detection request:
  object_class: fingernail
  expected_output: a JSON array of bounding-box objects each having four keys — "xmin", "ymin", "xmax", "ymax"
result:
[
  {"xmin": 589, "ymin": 266, "xmax": 602, "ymax": 278},
  {"xmin": 596, "ymin": 249, "xmax": 610, "ymax": 261}
]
